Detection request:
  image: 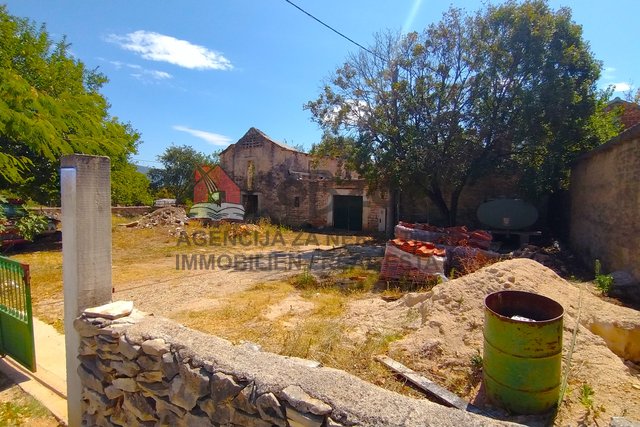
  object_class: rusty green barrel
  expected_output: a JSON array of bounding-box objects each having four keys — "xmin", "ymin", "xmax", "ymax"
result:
[{"xmin": 483, "ymin": 290, "xmax": 564, "ymax": 414}]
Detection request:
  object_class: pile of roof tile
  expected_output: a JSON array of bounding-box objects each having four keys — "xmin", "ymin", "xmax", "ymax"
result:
[
  {"xmin": 380, "ymin": 238, "xmax": 447, "ymax": 284},
  {"xmin": 395, "ymin": 222, "xmax": 492, "ymax": 250},
  {"xmin": 382, "ymin": 222, "xmax": 502, "ymax": 284}
]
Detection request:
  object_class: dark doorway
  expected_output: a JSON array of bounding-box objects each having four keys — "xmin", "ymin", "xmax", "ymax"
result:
[
  {"xmin": 243, "ymin": 194, "xmax": 258, "ymax": 216},
  {"xmin": 333, "ymin": 195, "xmax": 363, "ymax": 231}
]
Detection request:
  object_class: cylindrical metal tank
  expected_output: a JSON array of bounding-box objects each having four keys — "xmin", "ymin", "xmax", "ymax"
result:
[
  {"xmin": 477, "ymin": 198, "xmax": 538, "ymax": 230},
  {"xmin": 483, "ymin": 290, "xmax": 564, "ymax": 414}
]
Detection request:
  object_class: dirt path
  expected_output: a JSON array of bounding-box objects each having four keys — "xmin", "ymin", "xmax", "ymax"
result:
[{"xmin": 113, "ymin": 244, "xmax": 381, "ymax": 316}]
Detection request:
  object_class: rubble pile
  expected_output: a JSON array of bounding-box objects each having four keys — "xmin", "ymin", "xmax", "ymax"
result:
[
  {"xmin": 124, "ymin": 207, "xmax": 189, "ymax": 233},
  {"xmin": 510, "ymin": 243, "xmax": 573, "ymax": 277}
]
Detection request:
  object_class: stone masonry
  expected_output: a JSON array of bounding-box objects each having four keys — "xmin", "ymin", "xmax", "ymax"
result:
[
  {"xmin": 570, "ymin": 123, "xmax": 640, "ymax": 282},
  {"xmin": 74, "ymin": 302, "xmax": 519, "ymax": 427}
]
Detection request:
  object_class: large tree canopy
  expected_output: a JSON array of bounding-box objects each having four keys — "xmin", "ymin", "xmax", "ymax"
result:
[
  {"xmin": 307, "ymin": 0, "xmax": 619, "ymax": 225},
  {"xmin": 148, "ymin": 145, "xmax": 218, "ymax": 205},
  {"xmin": 0, "ymin": 5, "xmax": 144, "ymax": 203}
]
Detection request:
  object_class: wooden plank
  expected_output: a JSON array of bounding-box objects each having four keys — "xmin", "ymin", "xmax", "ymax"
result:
[{"xmin": 375, "ymin": 355, "xmax": 479, "ymax": 412}]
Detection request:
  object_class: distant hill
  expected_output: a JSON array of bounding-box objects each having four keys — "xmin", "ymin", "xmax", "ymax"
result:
[{"xmin": 136, "ymin": 164, "xmax": 151, "ymax": 175}]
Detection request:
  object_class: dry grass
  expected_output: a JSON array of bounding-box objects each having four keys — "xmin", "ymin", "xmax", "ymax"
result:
[
  {"xmin": 174, "ymin": 279, "xmax": 421, "ymax": 397},
  {"xmin": 9, "ymin": 215, "xmax": 365, "ymax": 326},
  {"xmin": 7, "ymin": 216, "xmax": 415, "ymax": 396},
  {"xmin": 451, "ymin": 252, "xmax": 501, "ymax": 278},
  {"xmin": 173, "ymin": 281, "xmax": 295, "ymax": 343},
  {"xmin": 289, "ymin": 266, "xmax": 380, "ymax": 295}
]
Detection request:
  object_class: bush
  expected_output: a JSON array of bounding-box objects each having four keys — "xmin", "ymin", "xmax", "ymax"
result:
[{"xmin": 594, "ymin": 259, "xmax": 614, "ymax": 295}]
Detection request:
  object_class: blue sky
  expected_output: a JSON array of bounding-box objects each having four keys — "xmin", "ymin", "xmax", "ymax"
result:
[{"xmin": 4, "ymin": 1, "xmax": 639, "ymax": 167}]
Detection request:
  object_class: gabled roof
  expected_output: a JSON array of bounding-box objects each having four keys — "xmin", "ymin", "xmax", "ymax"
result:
[
  {"xmin": 606, "ymin": 97, "xmax": 640, "ymax": 131},
  {"xmin": 220, "ymin": 127, "xmax": 305, "ymax": 155}
]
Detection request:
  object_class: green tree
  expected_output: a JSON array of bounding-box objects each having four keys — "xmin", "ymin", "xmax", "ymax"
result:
[
  {"xmin": 0, "ymin": 6, "xmax": 141, "ymax": 203},
  {"xmin": 624, "ymin": 87, "xmax": 640, "ymax": 104},
  {"xmin": 148, "ymin": 145, "xmax": 217, "ymax": 204},
  {"xmin": 111, "ymin": 162, "xmax": 153, "ymax": 206},
  {"xmin": 306, "ymin": 0, "xmax": 618, "ymax": 225}
]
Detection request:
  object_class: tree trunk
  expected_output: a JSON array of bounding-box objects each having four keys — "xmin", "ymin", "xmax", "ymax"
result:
[
  {"xmin": 426, "ymin": 186, "xmax": 452, "ymax": 226},
  {"xmin": 448, "ymin": 185, "xmax": 464, "ymax": 226},
  {"xmin": 387, "ymin": 188, "xmax": 399, "ymax": 238},
  {"xmin": 425, "ymin": 182, "xmax": 466, "ymax": 226}
]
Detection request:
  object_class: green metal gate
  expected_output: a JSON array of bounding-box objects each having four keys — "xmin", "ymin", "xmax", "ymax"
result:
[
  {"xmin": 333, "ymin": 195, "xmax": 363, "ymax": 231},
  {"xmin": 0, "ymin": 256, "xmax": 36, "ymax": 372}
]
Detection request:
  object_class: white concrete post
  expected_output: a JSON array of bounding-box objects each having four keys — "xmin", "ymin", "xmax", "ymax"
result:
[{"xmin": 61, "ymin": 155, "xmax": 112, "ymax": 427}]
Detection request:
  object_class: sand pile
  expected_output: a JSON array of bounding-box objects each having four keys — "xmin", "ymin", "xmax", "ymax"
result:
[{"xmin": 382, "ymin": 258, "xmax": 640, "ymax": 425}]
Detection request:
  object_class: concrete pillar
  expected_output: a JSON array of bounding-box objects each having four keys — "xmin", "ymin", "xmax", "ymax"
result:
[{"xmin": 61, "ymin": 155, "xmax": 112, "ymax": 427}]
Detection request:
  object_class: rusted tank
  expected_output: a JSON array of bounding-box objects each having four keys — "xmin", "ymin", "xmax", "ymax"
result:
[{"xmin": 483, "ymin": 290, "xmax": 564, "ymax": 414}]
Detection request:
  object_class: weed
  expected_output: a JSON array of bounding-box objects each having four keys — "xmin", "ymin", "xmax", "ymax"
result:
[
  {"xmin": 289, "ymin": 268, "xmax": 319, "ymax": 290},
  {"xmin": 0, "ymin": 395, "xmax": 52, "ymax": 425},
  {"xmin": 381, "ymin": 283, "xmax": 404, "ymax": 301},
  {"xmin": 578, "ymin": 383, "xmax": 594, "ymax": 409},
  {"xmin": 337, "ymin": 266, "xmax": 379, "ymax": 293},
  {"xmin": 594, "ymin": 259, "xmax": 613, "ymax": 295},
  {"xmin": 470, "ymin": 351, "xmax": 483, "ymax": 371}
]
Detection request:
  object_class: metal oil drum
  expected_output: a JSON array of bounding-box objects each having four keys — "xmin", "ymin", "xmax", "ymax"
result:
[{"xmin": 483, "ymin": 290, "xmax": 564, "ymax": 414}]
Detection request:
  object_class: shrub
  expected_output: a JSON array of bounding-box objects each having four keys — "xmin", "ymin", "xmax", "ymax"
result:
[{"xmin": 594, "ymin": 259, "xmax": 614, "ymax": 295}]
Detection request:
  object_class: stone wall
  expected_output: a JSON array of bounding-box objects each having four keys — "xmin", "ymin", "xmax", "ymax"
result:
[
  {"xmin": 399, "ymin": 174, "xmax": 520, "ymax": 227},
  {"xmin": 30, "ymin": 206, "xmax": 153, "ymax": 219},
  {"xmin": 219, "ymin": 128, "xmax": 389, "ymax": 231},
  {"xmin": 570, "ymin": 125, "xmax": 640, "ymax": 281},
  {"xmin": 74, "ymin": 303, "xmax": 513, "ymax": 427}
]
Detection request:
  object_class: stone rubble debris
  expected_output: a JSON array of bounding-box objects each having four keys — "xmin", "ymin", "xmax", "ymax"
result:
[{"xmin": 123, "ymin": 206, "xmax": 189, "ymax": 232}]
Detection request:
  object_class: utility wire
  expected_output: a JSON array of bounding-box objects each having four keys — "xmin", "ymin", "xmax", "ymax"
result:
[
  {"xmin": 132, "ymin": 158, "xmax": 162, "ymax": 165},
  {"xmin": 283, "ymin": 0, "xmax": 384, "ymax": 61}
]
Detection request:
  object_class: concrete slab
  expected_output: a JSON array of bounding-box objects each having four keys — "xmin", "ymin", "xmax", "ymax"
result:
[{"xmin": 0, "ymin": 317, "xmax": 68, "ymax": 425}]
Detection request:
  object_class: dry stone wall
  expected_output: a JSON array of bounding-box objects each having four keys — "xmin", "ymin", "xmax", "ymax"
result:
[
  {"xmin": 570, "ymin": 128, "xmax": 640, "ymax": 281},
  {"xmin": 31, "ymin": 206, "xmax": 153, "ymax": 220},
  {"xmin": 74, "ymin": 303, "xmax": 516, "ymax": 427}
]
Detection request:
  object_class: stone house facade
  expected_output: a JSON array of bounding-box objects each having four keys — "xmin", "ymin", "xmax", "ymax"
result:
[{"xmin": 206, "ymin": 128, "xmax": 390, "ymax": 232}]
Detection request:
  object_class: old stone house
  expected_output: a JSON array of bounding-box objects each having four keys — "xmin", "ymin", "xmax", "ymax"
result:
[{"xmin": 195, "ymin": 128, "xmax": 390, "ymax": 232}]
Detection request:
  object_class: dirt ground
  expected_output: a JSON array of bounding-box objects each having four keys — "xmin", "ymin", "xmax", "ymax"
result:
[
  {"xmin": 344, "ymin": 259, "xmax": 640, "ymax": 426},
  {"xmin": 22, "ymin": 219, "xmax": 378, "ymax": 329},
  {"xmin": 107, "ymin": 230, "xmax": 640, "ymax": 426},
  {"xmin": 0, "ymin": 372, "xmax": 61, "ymax": 426},
  {"xmin": 8, "ymin": 220, "xmax": 640, "ymax": 426}
]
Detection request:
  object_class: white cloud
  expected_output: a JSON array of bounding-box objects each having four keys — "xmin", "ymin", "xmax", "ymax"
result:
[
  {"xmin": 107, "ymin": 30, "xmax": 232, "ymax": 71},
  {"xmin": 612, "ymin": 82, "xmax": 631, "ymax": 92},
  {"xmin": 107, "ymin": 60, "xmax": 172, "ymax": 81},
  {"xmin": 147, "ymin": 70, "xmax": 172, "ymax": 80},
  {"xmin": 173, "ymin": 126, "xmax": 232, "ymax": 146},
  {"xmin": 109, "ymin": 60, "xmax": 124, "ymax": 69}
]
